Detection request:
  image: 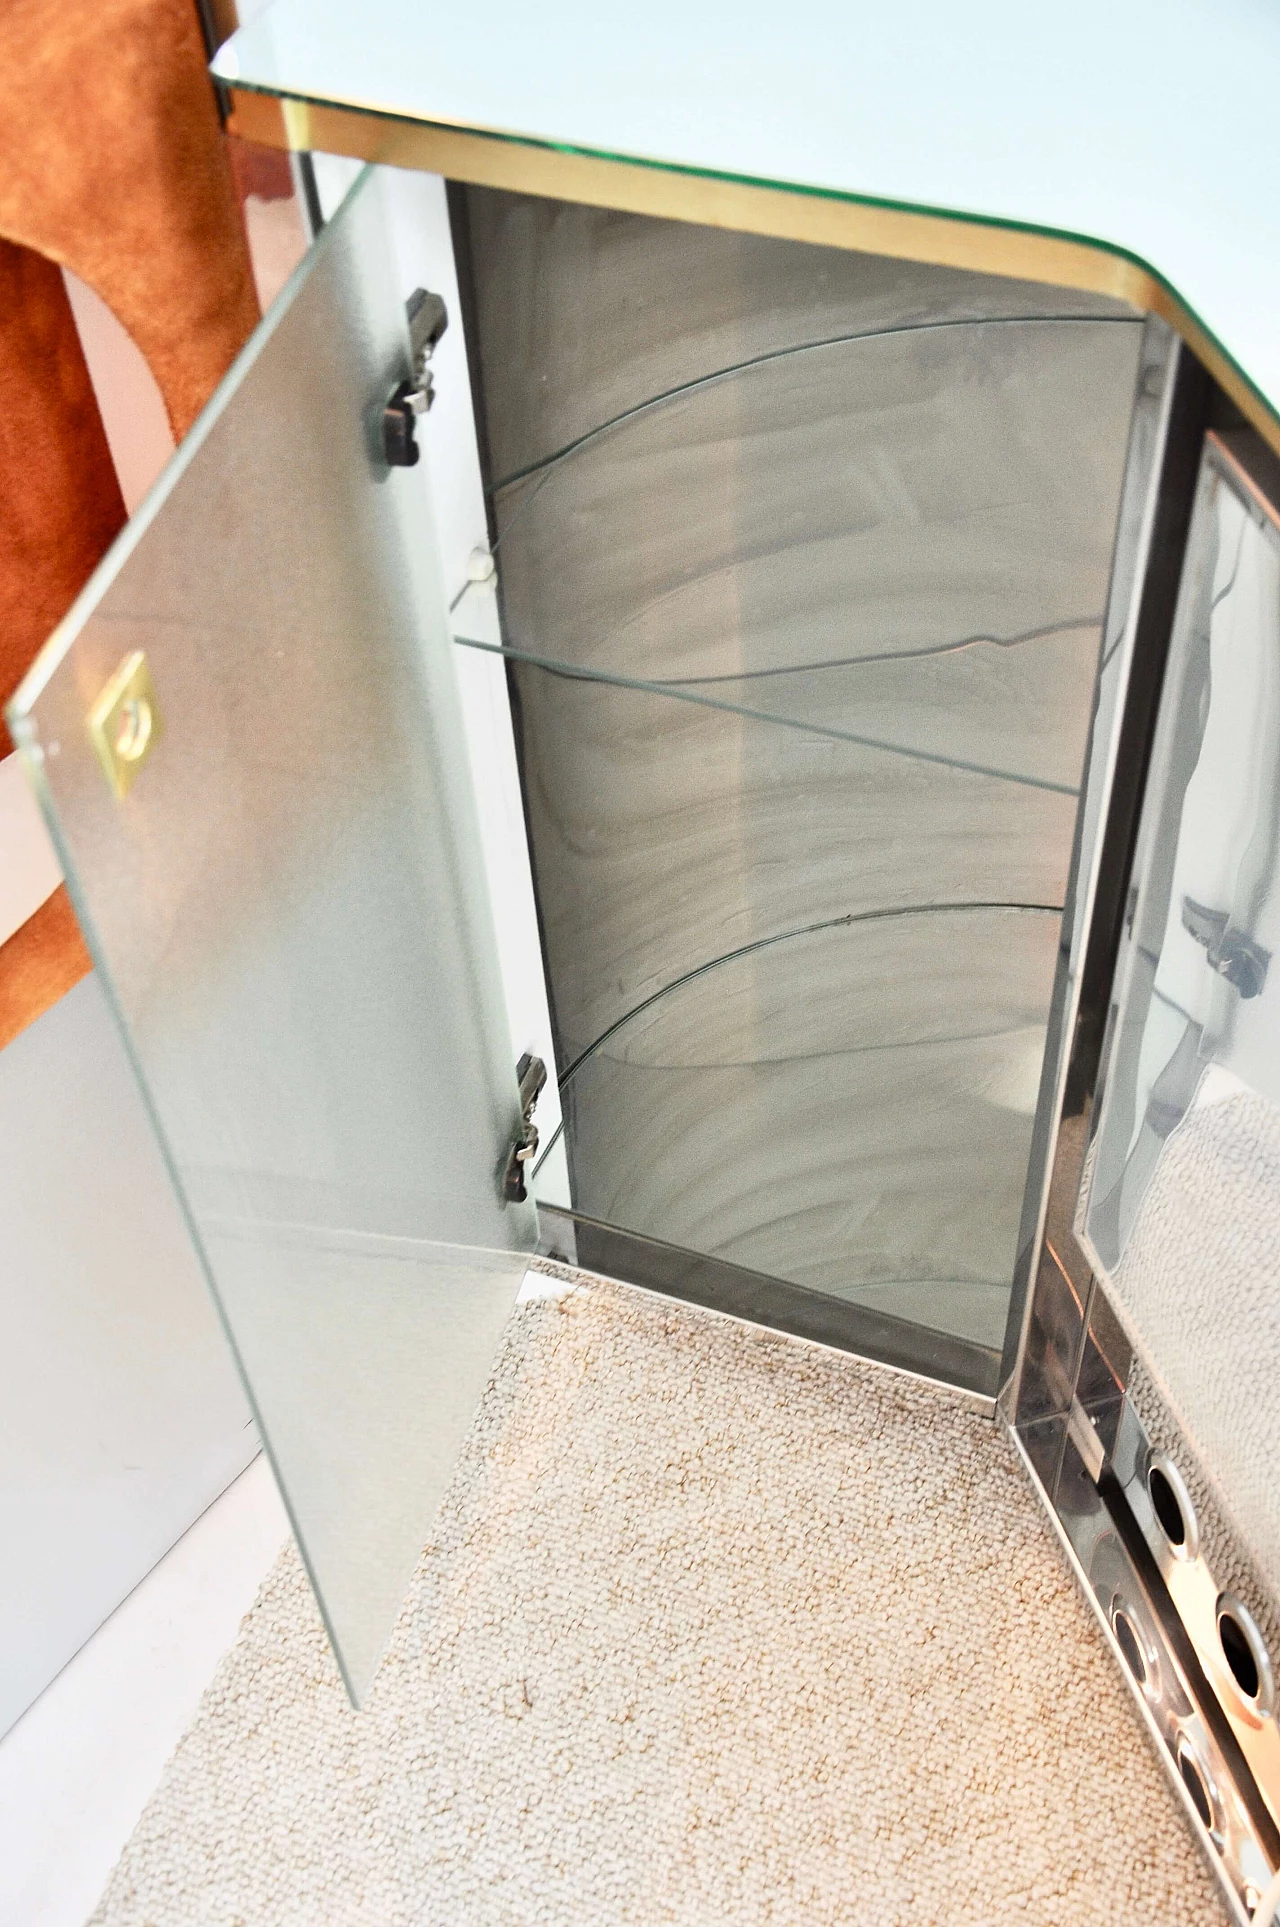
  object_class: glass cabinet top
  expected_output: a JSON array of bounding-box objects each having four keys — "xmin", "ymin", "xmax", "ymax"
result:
[{"xmin": 213, "ymin": 0, "xmax": 1280, "ymax": 434}]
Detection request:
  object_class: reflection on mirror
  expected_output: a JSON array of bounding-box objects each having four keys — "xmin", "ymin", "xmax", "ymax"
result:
[
  {"xmin": 1080, "ymin": 429, "xmax": 1280, "ymax": 1597},
  {"xmin": 455, "ymin": 188, "xmax": 1148, "ymax": 1363}
]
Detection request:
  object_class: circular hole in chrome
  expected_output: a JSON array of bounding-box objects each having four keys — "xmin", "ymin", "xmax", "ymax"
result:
[
  {"xmin": 1216, "ymin": 1594, "xmax": 1274, "ymax": 1714},
  {"xmin": 1113, "ymin": 1607, "xmax": 1148, "ymax": 1688},
  {"xmin": 1220, "ymin": 1611, "xmax": 1259, "ymax": 1698},
  {"xmin": 1176, "ymin": 1744, "xmax": 1215, "ymax": 1831},
  {"xmin": 1147, "ymin": 1451, "xmax": 1199, "ymax": 1559}
]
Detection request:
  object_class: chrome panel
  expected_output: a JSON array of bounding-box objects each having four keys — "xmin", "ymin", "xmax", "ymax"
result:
[
  {"xmin": 1013, "ymin": 1123, "xmax": 1094, "ymax": 1448},
  {"xmin": 1114, "ymin": 1382, "xmax": 1280, "ymax": 1835},
  {"xmin": 1013, "ymin": 1059, "xmax": 1280, "ymax": 1908},
  {"xmin": 1015, "ymin": 1081, "xmax": 1280, "ymax": 1892},
  {"xmin": 1001, "ymin": 317, "xmax": 1181, "ymax": 1406},
  {"xmin": 1011, "ymin": 1420, "xmax": 1276, "ymax": 1925},
  {"xmin": 1078, "ymin": 431, "xmax": 1280, "ymax": 1611},
  {"xmin": 538, "ymin": 1203, "xmax": 1000, "ymax": 1404}
]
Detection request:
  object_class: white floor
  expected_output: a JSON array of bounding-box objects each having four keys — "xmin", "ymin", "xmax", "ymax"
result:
[{"xmin": 0, "ymin": 1455, "xmax": 289, "ymax": 1927}]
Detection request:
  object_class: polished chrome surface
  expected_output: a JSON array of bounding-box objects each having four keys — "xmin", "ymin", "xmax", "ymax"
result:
[
  {"xmin": 1006, "ymin": 398, "xmax": 1280, "ymax": 1909},
  {"xmin": 8, "ymin": 170, "xmax": 537, "ymax": 1703},
  {"xmin": 1012, "ymin": 1033, "xmax": 1280, "ymax": 1910},
  {"xmin": 1078, "ymin": 430, "xmax": 1280, "ymax": 1612},
  {"xmin": 1013, "ymin": 1036, "xmax": 1280, "ymax": 1893},
  {"xmin": 1011, "ymin": 1417, "xmax": 1275, "ymax": 1925},
  {"xmin": 1113, "ymin": 1389, "xmax": 1280, "ymax": 1835},
  {"xmin": 537, "ymin": 1203, "xmax": 1000, "ymax": 1406},
  {"xmin": 1146, "ymin": 1446, "xmax": 1202, "ymax": 1563},
  {"xmin": 460, "ymin": 188, "xmax": 1144, "ymax": 1365},
  {"xmin": 1219, "ymin": 1595, "xmax": 1276, "ymax": 1722},
  {"xmin": 999, "ymin": 318, "xmax": 1179, "ymax": 1404}
]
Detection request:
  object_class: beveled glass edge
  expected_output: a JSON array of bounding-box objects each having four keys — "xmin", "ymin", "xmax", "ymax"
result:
[
  {"xmin": 217, "ymin": 82, "xmax": 1280, "ymax": 468},
  {"xmin": 459, "ymin": 632, "xmax": 1084, "ymax": 797},
  {"xmin": 1005, "ymin": 1422, "xmax": 1264, "ymax": 1927}
]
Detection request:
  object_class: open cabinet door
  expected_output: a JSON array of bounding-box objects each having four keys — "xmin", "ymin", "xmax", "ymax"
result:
[{"xmin": 6, "ymin": 170, "xmax": 539, "ymax": 1703}]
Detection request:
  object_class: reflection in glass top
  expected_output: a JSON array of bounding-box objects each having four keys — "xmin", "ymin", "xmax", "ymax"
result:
[
  {"xmin": 206, "ymin": 0, "xmax": 1280, "ymax": 461},
  {"xmin": 1080, "ymin": 432, "xmax": 1280, "ymax": 1600}
]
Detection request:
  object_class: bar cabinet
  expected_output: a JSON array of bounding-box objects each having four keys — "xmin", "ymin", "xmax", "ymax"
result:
[{"xmin": 10, "ymin": 5, "xmax": 1280, "ymax": 1916}]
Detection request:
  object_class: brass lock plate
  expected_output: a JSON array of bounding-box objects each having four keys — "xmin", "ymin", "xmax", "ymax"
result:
[{"xmin": 87, "ymin": 650, "xmax": 161, "ymax": 798}]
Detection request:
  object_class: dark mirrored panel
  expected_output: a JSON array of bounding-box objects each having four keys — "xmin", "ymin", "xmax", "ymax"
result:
[{"xmin": 458, "ymin": 188, "xmax": 1145, "ymax": 1367}]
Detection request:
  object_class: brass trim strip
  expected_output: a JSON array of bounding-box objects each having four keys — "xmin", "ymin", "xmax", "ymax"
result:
[
  {"xmin": 228, "ymin": 87, "xmax": 1280, "ymax": 464},
  {"xmin": 1208, "ymin": 430, "xmax": 1280, "ymax": 537}
]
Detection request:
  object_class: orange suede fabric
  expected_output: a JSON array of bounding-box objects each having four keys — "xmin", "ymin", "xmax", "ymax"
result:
[
  {"xmin": 0, "ymin": 0, "xmax": 260, "ymax": 440},
  {"xmin": 0, "ymin": 241, "xmax": 122, "ymax": 1024},
  {"xmin": 227, "ymin": 133, "xmax": 297, "ymax": 206},
  {"xmin": 0, "ymin": 241, "xmax": 128, "ymax": 750},
  {"xmin": 0, "ymin": 0, "xmax": 262, "ymax": 1045},
  {"xmin": 0, "ymin": 888, "xmax": 93, "ymax": 1052}
]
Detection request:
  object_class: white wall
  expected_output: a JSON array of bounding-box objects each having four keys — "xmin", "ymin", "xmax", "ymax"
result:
[
  {"xmin": 0, "ymin": 977, "xmax": 260, "ymax": 1737},
  {"xmin": 1, "ymin": 273, "xmax": 175, "ymax": 945},
  {"xmin": 0, "ymin": 1456, "xmax": 287, "ymax": 1927},
  {"xmin": 0, "ymin": 752, "xmax": 61, "ymax": 948},
  {"xmin": 61, "ymin": 269, "xmax": 175, "ymax": 517}
]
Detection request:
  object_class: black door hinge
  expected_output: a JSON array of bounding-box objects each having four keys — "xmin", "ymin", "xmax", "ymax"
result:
[
  {"xmin": 503, "ymin": 1053, "xmax": 547, "ymax": 1203},
  {"xmin": 382, "ymin": 287, "xmax": 449, "ymax": 468},
  {"xmin": 1182, "ymin": 895, "xmax": 1271, "ymax": 999}
]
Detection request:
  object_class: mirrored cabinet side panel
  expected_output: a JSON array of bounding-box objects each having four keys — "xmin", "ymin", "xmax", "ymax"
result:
[
  {"xmin": 1011, "ymin": 411, "xmax": 1280, "ymax": 1920},
  {"xmin": 1078, "ymin": 428, "xmax": 1280, "ymax": 1603}
]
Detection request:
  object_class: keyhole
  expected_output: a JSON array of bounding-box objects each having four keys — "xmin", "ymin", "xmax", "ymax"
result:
[{"xmin": 114, "ymin": 696, "xmax": 153, "ymax": 764}]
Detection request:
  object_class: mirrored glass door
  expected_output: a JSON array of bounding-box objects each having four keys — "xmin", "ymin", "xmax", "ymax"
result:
[{"xmin": 8, "ymin": 171, "xmax": 538, "ymax": 1702}]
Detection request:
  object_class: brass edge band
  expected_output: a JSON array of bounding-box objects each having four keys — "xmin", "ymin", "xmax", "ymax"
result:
[
  {"xmin": 230, "ymin": 87, "xmax": 1280, "ymax": 463},
  {"xmin": 1208, "ymin": 430, "xmax": 1280, "ymax": 536}
]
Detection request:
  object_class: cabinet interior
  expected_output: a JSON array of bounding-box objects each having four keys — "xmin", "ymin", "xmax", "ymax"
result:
[{"xmin": 444, "ymin": 183, "xmax": 1148, "ymax": 1394}]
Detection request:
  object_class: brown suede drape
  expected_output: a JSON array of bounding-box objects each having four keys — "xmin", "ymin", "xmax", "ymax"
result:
[
  {"xmin": 0, "ymin": 891, "xmax": 95, "ymax": 1053},
  {"xmin": 0, "ymin": 242, "xmax": 130, "ymax": 1045},
  {"xmin": 0, "ymin": 0, "xmax": 259, "ymax": 440},
  {"xmin": 0, "ymin": 0, "xmax": 260, "ymax": 1047},
  {"xmin": 0, "ymin": 244, "xmax": 128, "ymax": 745}
]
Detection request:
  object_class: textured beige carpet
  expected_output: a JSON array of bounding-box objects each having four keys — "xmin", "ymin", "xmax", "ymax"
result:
[{"xmin": 91, "ymin": 1270, "xmax": 1225, "ymax": 1926}]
